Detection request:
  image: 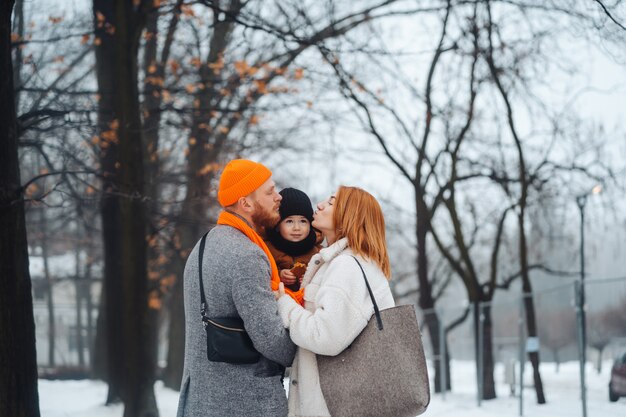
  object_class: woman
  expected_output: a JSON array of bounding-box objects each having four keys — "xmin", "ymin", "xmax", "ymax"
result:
[{"xmin": 275, "ymin": 186, "xmax": 395, "ymax": 417}]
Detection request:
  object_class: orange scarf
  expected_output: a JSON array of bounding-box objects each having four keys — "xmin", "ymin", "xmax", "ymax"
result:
[{"xmin": 217, "ymin": 210, "xmax": 304, "ymax": 305}]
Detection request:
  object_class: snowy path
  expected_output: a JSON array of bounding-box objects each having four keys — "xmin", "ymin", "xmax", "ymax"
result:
[{"xmin": 39, "ymin": 361, "xmax": 626, "ymax": 416}]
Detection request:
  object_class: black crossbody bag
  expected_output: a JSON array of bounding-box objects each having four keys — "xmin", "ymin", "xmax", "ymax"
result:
[{"xmin": 198, "ymin": 232, "xmax": 260, "ymax": 364}]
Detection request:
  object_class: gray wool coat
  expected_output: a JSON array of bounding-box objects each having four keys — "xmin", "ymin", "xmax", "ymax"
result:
[{"xmin": 177, "ymin": 225, "xmax": 297, "ymax": 417}]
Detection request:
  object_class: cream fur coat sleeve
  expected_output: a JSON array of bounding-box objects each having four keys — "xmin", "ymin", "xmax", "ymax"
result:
[
  {"xmin": 277, "ymin": 240, "xmax": 394, "ymax": 356},
  {"xmin": 279, "ymin": 255, "xmax": 372, "ymax": 355}
]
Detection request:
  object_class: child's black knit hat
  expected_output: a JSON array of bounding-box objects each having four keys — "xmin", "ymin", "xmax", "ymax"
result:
[{"xmin": 279, "ymin": 188, "xmax": 314, "ymax": 221}]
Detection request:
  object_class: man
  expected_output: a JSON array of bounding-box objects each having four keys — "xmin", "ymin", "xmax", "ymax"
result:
[{"xmin": 177, "ymin": 159, "xmax": 296, "ymax": 417}]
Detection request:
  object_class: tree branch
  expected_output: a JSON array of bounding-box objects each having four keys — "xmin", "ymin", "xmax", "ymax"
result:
[{"xmin": 593, "ymin": 0, "xmax": 626, "ymax": 31}]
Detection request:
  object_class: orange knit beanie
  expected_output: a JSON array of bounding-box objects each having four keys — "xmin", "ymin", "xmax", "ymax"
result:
[{"xmin": 217, "ymin": 159, "xmax": 272, "ymax": 207}]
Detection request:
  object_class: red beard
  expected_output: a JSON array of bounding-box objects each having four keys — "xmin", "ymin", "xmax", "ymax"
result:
[{"xmin": 252, "ymin": 201, "xmax": 280, "ymax": 230}]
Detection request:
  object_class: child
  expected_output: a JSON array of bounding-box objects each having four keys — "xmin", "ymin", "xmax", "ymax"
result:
[{"xmin": 266, "ymin": 187, "xmax": 322, "ymax": 292}]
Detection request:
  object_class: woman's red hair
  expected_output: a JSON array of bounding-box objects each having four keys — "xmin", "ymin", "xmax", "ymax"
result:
[{"xmin": 333, "ymin": 186, "xmax": 391, "ymax": 279}]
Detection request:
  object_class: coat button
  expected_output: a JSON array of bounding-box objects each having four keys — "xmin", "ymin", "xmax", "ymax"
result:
[
  {"xmin": 314, "ymin": 260, "xmax": 320, "ymax": 265},
  {"xmin": 292, "ymin": 379, "xmax": 298, "ymax": 385}
]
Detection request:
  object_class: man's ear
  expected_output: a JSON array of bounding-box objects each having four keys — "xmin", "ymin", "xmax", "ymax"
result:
[{"xmin": 239, "ymin": 195, "xmax": 254, "ymax": 213}]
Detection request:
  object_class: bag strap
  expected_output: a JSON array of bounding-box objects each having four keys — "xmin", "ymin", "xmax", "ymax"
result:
[
  {"xmin": 350, "ymin": 256, "xmax": 383, "ymax": 330},
  {"xmin": 198, "ymin": 231, "xmax": 210, "ymax": 321}
]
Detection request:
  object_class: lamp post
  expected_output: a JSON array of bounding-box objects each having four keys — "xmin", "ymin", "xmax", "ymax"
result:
[{"xmin": 575, "ymin": 184, "xmax": 601, "ymax": 417}]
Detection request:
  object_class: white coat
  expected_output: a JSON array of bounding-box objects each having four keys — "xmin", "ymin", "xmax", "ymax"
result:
[{"xmin": 277, "ymin": 237, "xmax": 395, "ymax": 417}]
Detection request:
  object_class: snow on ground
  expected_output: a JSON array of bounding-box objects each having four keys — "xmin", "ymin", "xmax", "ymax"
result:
[{"xmin": 39, "ymin": 360, "xmax": 625, "ymax": 417}]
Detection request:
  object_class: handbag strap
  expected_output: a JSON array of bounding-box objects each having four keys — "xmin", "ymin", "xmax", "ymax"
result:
[
  {"xmin": 198, "ymin": 231, "xmax": 210, "ymax": 320},
  {"xmin": 350, "ymin": 256, "xmax": 384, "ymax": 330}
]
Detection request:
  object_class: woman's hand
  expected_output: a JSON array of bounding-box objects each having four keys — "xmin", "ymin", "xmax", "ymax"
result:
[
  {"xmin": 273, "ymin": 282, "xmax": 286, "ymax": 300},
  {"xmin": 279, "ymin": 269, "xmax": 297, "ymax": 285}
]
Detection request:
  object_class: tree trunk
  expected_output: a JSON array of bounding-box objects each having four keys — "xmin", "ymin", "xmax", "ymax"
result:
[
  {"xmin": 162, "ymin": 254, "xmax": 186, "ymax": 389},
  {"xmin": 445, "ymin": 343, "xmax": 451, "ymax": 390},
  {"xmin": 11, "ymin": 0, "xmax": 23, "ymax": 109},
  {"xmin": 519, "ymin": 216, "xmax": 546, "ymax": 404},
  {"xmin": 479, "ymin": 304, "xmax": 496, "ymax": 400},
  {"xmin": 523, "ymin": 293, "xmax": 546, "ymax": 403},
  {"xmin": 414, "ymin": 203, "xmax": 450, "ymax": 392},
  {"xmin": 0, "ymin": 1, "xmax": 41, "ymax": 415},
  {"xmin": 75, "ymin": 248, "xmax": 85, "ymax": 367},
  {"xmin": 92, "ymin": 287, "xmax": 107, "ymax": 381},
  {"xmin": 93, "ymin": 1, "xmax": 157, "ymax": 415},
  {"xmin": 41, "ymin": 209, "xmax": 55, "ymax": 368},
  {"xmin": 85, "ymin": 255, "xmax": 94, "ymax": 369},
  {"xmin": 553, "ymin": 349, "xmax": 560, "ymax": 373}
]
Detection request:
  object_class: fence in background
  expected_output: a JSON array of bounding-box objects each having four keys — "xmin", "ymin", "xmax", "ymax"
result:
[{"xmin": 418, "ymin": 276, "xmax": 626, "ymax": 416}]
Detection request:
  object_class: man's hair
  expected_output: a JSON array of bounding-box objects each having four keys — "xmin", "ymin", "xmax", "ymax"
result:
[
  {"xmin": 224, "ymin": 202, "xmax": 238, "ymax": 211},
  {"xmin": 333, "ymin": 186, "xmax": 391, "ymax": 279}
]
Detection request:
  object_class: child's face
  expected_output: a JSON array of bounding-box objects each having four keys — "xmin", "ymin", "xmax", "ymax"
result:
[{"xmin": 278, "ymin": 215, "xmax": 311, "ymax": 242}]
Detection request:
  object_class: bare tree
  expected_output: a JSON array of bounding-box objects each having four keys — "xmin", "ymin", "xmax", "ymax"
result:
[
  {"xmin": 138, "ymin": 0, "xmax": 186, "ymax": 391},
  {"xmin": 481, "ymin": 1, "xmax": 546, "ymax": 402},
  {"xmin": 0, "ymin": 0, "xmax": 40, "ymax": 415},
  {"xmin": 92, "ymin": 1, "xmax": 157, "ymax": 416},
  {"xmin": 319, "ymin": 0, "xmax": 486, "ymax": 395}
]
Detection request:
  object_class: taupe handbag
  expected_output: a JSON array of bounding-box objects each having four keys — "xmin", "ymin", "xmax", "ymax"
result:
[{"xmin": 317, "ymin": 257, "xmax": 430, "ymax": 417}]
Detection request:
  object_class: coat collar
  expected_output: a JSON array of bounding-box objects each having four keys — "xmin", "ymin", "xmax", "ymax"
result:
[
  {"xmin": 319, "ymin": 237, "xmax": 349, "ymax": 262},
  {"xmin": 301, "ymin": 238, "xmax": 349, "ymax": 288}
]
